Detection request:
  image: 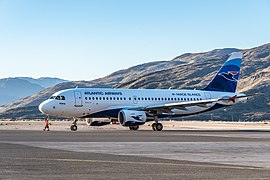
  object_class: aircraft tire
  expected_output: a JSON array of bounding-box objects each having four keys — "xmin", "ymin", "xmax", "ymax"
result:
[
  {"xmin": 155, "ymin": 123, "xmax": 163, "ymax": 131},
  {"xmin": 129, "ymin": 126, "xmax": 139, "ymax": 131},
  {"xmin": 70, "ymin": 125, "xmax": 78, "ymax": 131},
  {"xmin": 152, "ymin": 123, "xmax": 157, "ymax": 131}
]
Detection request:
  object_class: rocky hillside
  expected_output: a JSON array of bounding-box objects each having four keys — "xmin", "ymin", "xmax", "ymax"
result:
[{"xmin": 0, "ymin": 43, "xmax": 269, "ymax": 120}]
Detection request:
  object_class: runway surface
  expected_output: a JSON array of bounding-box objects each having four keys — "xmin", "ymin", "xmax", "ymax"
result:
[{"xmin": 1, "ymin": 130, "xmax": 270, "ymax": 179}]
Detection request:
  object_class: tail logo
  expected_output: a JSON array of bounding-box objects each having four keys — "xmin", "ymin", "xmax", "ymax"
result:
[{"xmin": 218, "ymin": 71, "xmax": 239, "ymax": 82}]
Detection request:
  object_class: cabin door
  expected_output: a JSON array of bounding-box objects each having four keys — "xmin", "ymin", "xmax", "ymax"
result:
[{"xmin": 74, "ymin": 91, "xmax": 83, "ymax": 107}]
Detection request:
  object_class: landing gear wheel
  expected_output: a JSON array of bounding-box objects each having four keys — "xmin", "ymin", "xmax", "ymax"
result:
[
  {"xmin": 152, "ymin": 123, "xmax": 157, "ymax": 131},
  {"xmin": 132, "ymin": 126, "xmax": 139, "ymax": 130},
  {"xmin": 129, "ymin": 126, "xmax": 139, "ymax": 131},
  {"xmin": 155, "ymin": 123, "xmax": 163, "ymax": 131},
  {"xmin": 70, "ymin": 124, "xmax": 77, "ymax": 131}
]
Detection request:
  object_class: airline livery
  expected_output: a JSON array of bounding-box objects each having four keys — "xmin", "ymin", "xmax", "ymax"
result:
[{"xmin": 39, "ymin": 52, "xmax": 248, "ymax": 131}]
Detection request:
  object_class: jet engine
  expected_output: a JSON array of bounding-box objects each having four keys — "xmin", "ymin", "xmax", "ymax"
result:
[{"xmin": 118, "ymin": 110, "xmax": 147, "ymax": 126}]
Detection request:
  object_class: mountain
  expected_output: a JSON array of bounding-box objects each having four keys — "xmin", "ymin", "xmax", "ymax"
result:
[
  {"xmin": 0, "ymin": 77, "xmax": 67, "ymax": 105},
  {"xmin": 17, "ymin": 77, "xmax": 67, "ymax": 88},
  {"xmin": 0, "ymin": 43, "xmax": 269, "ymax": 120}
]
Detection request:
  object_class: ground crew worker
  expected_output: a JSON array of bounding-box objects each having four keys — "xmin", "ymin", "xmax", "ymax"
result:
[{"xmin": 43, "ymin": 119, "xmax": 50, "ymax": 131}]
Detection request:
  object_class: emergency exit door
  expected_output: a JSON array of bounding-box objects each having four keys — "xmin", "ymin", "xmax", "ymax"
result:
[
  {"xmin": 74, "ymin": 91, "xmax": 83, "ymax": 107},
  {"xmin": 204, "ymin": 92, "xmax": 212, "ymax": 100}
]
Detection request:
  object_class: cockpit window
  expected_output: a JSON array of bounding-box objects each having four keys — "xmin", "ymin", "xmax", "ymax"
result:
[
  {"xmin": 50, "ymin": 95, "xmax": 65, "ymax": 100},
  {"xmin": 50, "ymin": 96, "xmax": 56, "ymax": 99}
]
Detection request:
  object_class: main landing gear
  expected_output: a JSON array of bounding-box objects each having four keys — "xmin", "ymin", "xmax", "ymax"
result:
[
  {"xmin": 151, "ymin": 116, "xmax": 163, "ymax": 131},
  {"xmin": 129, "ymin": 126, "xmax": 139, "ymax": 131},
  {"xmin": 70, "ymin": 119, "xmax": 78, "ymax": 131},
  {"xmin": 151, "ymin": 122, "xmax": 163, "ymax": 131}
]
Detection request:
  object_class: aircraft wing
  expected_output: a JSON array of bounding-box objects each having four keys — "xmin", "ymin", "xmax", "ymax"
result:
[
  {"xmin": 129, "ymin": 99, "xmax": 220, "ymax": 112},
  {"xmin": 128, "ymin": 94, "xmax": 251, "ymax": 113}
]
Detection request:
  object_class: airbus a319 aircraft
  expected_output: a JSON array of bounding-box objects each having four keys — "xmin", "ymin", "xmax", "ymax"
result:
[{"xmin": 39, "ymin": 52, "xmax": 249, "ymax": 131}]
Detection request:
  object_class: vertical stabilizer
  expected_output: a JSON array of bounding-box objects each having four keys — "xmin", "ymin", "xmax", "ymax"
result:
[{"xmin": 203, "ymin": 52, "xmax": 243, "ymax": 92}]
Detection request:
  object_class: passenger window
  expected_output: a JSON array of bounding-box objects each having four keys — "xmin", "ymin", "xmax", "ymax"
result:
[
  {"xmin": 96, "ymin": 97, "xmax": 98, "ymax": 100},
  {"xmin": 138, "ymin": 98, "xmax": 140, "ymax": 100},
  {"xmin": 151, "ymin": 98, "xmax": 154, "ymax": 100},
  {"xmin": 106, "ymin": 97, "xmax": 109, "ymax": 100},
  {"xmin": 148, "ymin": 98, "xmax": 150, "ymax": 100},
  {"xmin": 99, "ymin": 97, "xmax": 102, "ymax": 100},
  {"xmin": 158, "ymin": 98, "xmax": 160, "ymax": 101},
  {"xmin": 85, "ymin": 97, "xmax": 87, "ymax": 100},
  {"xmin": 129, "ymin": 97, "xmax": 131, "ymax": 100},
  {"xmin": 103, "ymin": 97, "xmax": 105, "ymax": 100},
  {"xmin": 110, "ymin": 97, "xmax": 112, "ymax": 100},
  {"xmin": 155, "ymin": 98, "xmax": 157, "ymax": 101},
  {"xmin": 117, "ymin": 97, "xmax": 119, "ymax": 100},
  {"xmin": 113, "ymin": 97, "xmax": 115, "ymax": 100}
]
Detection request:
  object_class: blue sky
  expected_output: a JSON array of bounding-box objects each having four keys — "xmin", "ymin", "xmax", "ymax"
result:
[{"xmin": 0, "ymin": 0, "xmax": 269, "ymax": 81}]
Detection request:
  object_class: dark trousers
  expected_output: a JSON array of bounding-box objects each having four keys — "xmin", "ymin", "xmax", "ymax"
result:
[{"xmin": 44, "ymin": 125, "xmax": 49, "ymax": 130}]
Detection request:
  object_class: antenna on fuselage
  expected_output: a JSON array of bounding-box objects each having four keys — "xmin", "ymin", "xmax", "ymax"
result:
[{"xmin": 75, "ymin": 86, "xmax": 78, "ymax": 89}]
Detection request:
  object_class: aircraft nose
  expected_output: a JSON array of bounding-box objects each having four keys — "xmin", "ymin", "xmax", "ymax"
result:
[{"xmin": 39, "ymin": 101, "xmax": 49, "ymax": 114}]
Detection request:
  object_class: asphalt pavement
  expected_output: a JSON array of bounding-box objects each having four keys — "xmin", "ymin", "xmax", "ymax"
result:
[{"xmin": 1, "ymin": 130, "xmax": 270, "ymax": 180}]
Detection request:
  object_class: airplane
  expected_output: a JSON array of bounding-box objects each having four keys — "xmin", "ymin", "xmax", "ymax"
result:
[{"xmin": 39, "ymin": 52, "xmax": 249, "ymax": 131}]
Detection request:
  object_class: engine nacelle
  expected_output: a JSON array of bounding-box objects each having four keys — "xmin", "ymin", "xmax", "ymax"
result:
[
  {"xmin": 118, "ymin": 110, "xmax": 147, "ymax": 126},
  {"xmin": 86, "ymin": 118, "xmax": 111, "ymax": 126},
  {"xmin": 85, "ymin": 118, "xmax": 93, "ymax": 126}
]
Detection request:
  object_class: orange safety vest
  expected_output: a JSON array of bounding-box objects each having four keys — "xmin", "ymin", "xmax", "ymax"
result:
[{"xmin": 45, "ymin": 120, "xmax": 49, "ymax": 125}]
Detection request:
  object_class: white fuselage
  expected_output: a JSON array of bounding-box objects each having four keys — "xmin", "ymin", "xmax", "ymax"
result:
[{"xmin": 39, "ymin": 88, "xmax": 241, "ymax": 119}]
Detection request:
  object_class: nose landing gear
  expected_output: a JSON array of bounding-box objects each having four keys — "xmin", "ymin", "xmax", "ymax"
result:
[{"xmin": 70, "ymin": 119, "xmax": 78, "ymax": 131}]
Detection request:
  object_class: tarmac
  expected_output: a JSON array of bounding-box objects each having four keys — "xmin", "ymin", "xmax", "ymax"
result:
[{"xmin": 1, "ymin": 129, "xmax": 270, "ymax": 179}]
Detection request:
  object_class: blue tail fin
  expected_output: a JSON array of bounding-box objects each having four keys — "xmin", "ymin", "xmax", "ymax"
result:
[{"xmin": 203, "ymin": 52, "xmax": 243, "ymax": 93}]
